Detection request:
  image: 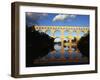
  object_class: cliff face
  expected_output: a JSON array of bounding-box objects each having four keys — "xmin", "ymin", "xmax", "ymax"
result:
[{"xmin": 26, "ymin": 26, "xmax": 54, "ymax": 67}]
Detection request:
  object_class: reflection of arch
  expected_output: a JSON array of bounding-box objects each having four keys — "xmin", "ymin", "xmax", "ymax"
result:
[
  {"xmin": 64, "ymin": 38, "xmax": 68, "ymax": 42},
  {"xmin": 64, "ymin": 46, "xmax": 68, "ymax": 50},
  {"xmin": 45, "ymin": 30, "xmax": 52, "ymax": 36},
  {"xmin": 54, "ymin": 38, "xmax": 61, "ymax": 51},
  {"xmin": 54, "ymin": 37, "xmax": 61, "ymax": 42},
  {"xmin": 54, "ymin": 30, "xmax": 61, "ymax": 37}
]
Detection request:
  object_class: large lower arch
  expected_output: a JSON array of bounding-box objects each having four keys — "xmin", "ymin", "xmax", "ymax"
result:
[
  {"xmin": 54, "ymin": 30, "xmax": 61, "ymax": 37},
  {"xmin": 64, "ymin": 30, "xmax": 69, "ymax": 38}
]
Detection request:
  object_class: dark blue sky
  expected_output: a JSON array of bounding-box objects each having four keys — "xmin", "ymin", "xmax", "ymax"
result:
[{"xmin": 26, "ymin": 12, "xmax": 89, "ymax": 27}]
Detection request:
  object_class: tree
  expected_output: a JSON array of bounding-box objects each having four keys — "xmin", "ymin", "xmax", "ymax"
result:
[
  {"xmin": 26, "ymin": 25, "xmax": 54, "ymax": 67},
  {"xmin": 77, "ymin": 33, "xmax": 89, "ymax": 58}
]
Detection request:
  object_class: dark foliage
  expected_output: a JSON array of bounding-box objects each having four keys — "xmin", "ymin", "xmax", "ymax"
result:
[
  {"xmin": 72, "ymin": 37, "xmax": 77, "ymax": 43},
  {"xmin": 77, "ymin": 33, "xmax": 89, "ymax": 58},
  {"xmin": 26, "ymin": 26, "xmax": 54, "ymax": 67}
]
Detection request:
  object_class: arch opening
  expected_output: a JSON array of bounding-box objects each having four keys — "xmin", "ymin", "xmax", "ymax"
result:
[
  {"xmin": 45, "ymin": 30, "xmax": 52, "ymax": 36},
  {"xmin": 54, "ymin": 30, "xmax": 61, "ymax": 37}
]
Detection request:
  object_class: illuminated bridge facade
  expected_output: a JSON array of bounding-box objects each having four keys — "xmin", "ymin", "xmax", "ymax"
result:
[{"xmin": 33, "ymin": 26, "xmax": 89, "ymax": 53}]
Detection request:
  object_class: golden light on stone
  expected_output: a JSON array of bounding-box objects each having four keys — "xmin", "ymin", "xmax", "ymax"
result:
[{"xmin": 34, "ymin": 26, "xmax": 89, "ymax": 56}]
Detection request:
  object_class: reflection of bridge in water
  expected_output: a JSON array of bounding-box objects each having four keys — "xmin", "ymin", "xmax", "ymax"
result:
[{"xmin": 33, "ymin": 26, "xmax": 89, "ymax": 65}]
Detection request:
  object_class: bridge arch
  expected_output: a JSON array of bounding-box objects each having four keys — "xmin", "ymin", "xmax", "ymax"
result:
[
  {"xmin": 63, "ymin": 30, "xmax": 69, "ymax": 42},
  {"xmin": 71, "ymin": 31, "xmax": 77, "ymax": 39},
  {"xmin": 54, "ymin": 30, "xmax": 61, "ymax": 37},
  {"xmin": 45, "ymin": 30, "xmax": 52, "ymax": 36},
  {"xmin": 64, "ymin": 30, "xmax": 69, "ymax": 36}
]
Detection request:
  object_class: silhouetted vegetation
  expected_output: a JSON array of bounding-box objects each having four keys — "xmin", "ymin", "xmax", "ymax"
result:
[
  {"xmin": 72, "ymin": 37, "xmax": 77, "ymax": 43},
  {"xmin": 26, "ymin": 25, "xmax": 54, "ymax": 67},
  {"xmin": 77, "ymin": 33, "xmax": 89, "ymax": 58}
]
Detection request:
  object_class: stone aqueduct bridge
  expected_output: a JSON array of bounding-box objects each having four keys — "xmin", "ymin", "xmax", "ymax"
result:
[
  {"xmin": 33, "ymin": 26, "xmax": 89, "ymax": 54},
  {"xmin": 33, "ymin": 26, "xmax": 89, "ymax": 40}
]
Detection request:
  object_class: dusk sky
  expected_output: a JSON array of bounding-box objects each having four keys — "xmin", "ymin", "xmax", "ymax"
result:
[{"xmin": 26, "ymin": 12, "xmax": 90, "ymax": 27}]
